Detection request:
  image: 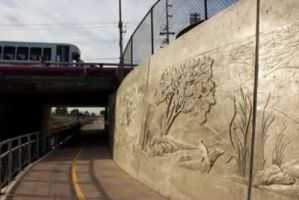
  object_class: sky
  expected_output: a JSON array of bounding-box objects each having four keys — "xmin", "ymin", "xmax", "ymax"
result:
[
  {"xmin": 0, "ymin": 0, "xmax": 236, "ymax": 113},
  {"xmin": 0, "ymin": 0, "xmax": 156, "ymax": 63},
  {"xmin": 0, "ymin": 0, "xmax": 156, "ymax": 113}
]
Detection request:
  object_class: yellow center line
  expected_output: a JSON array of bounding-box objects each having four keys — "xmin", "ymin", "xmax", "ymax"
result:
[{"xmin": 71, "ymin": 148, "xmax": 85, "ymax": 200}]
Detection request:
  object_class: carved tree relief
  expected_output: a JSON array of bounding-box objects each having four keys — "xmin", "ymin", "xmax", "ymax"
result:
[
  {"xmin": 119, "ymin": 85, "xmax": 138, "ymax": 132},
  {"xmin": 139, "ymin": 56, "xmax": 217, "ymax": 156},
  {"xmin": 155, "ymin": 56, "xmax": 216, "ymax": 137}
]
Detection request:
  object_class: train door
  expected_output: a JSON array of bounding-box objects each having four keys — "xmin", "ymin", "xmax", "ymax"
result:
[{"xmin": 56, "ymin": 45, "xmax": 70, "ymax": 63}]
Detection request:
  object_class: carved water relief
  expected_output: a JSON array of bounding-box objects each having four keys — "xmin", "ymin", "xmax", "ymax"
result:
[{"xmin": 251, "ymin": 23, "xmax": 299, "ymax": 198}]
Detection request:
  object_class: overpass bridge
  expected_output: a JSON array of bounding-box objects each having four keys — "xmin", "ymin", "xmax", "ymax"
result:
[
  {"xmin": 1, "ymin": 0, "xmax": 293, "ymax": 199},
  {"xmin": 0, "ymin": 64, "xmax": 132, "ymax": 139},
  {"xmin": 0, "ymin": 64, "xmax": 132, "ymax": 105}
]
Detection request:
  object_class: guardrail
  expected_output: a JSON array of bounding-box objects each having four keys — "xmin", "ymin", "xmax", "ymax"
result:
[
  {"xmin": 0, "ymin": 122, "xmax": 81, "ymax": 190},
  {"xmin": 0, "ymin": 62, "xmax": 121, "ymax": 68},
  {"xmin": 0, "ymin": 62, "xmax": 136, "ymax": 84}
]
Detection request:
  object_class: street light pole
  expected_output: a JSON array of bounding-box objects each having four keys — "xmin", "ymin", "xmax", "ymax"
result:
[{"xmin": 118, "ymin": 0, "xmax": 124, "ymax": 84}]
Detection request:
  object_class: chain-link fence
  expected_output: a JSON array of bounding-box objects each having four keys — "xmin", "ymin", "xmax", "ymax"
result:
[{"xmin": 123, "ymin": 0, "xmax": 239, "ymax": 67}]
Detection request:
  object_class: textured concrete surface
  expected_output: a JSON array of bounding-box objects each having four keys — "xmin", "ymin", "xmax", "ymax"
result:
[
  {"xmin": 251, "ymin": 0, "xmax": 299, "ymax": 199},
  {"xmin": 7, "ymin": 120, "xmax": 165, "ymax": 200},
  {"xmin": 113, "ymin": 0, "xmax": 256, "ymax": 199},
  {"xmin": 111, "ymin": 0, "xmax": 299, "ymax": 199}
]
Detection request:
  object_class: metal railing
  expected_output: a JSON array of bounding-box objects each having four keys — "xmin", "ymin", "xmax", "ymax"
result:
[
  {"xmin": 0, "ymin": 122, "xmax": 81, "ymax": 190},
  {"xmin": 0, "ymin": 61, "xmax": 121, "ymax": 68},
  {"xmin": 122, "ymin": 0, "xmax": 239, "ymax": 67}
]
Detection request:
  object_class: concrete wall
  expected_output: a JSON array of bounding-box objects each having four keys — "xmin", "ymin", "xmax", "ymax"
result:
[
  {"xmin": 252, "ymin": 0, "xmax": 299, "ymax": 199},
  {"xmin": 111, "ymin": 0, "xmax": 299, "ymax": 199}
]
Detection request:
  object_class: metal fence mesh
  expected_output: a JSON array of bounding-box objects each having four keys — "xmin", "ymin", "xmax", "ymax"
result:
[
  {"xmin": 152, "ymin": 1, "xmax": 167, "ymax": 51},
  {"xmin": 132, "ymin": 14, "xmax": 152, "ymax": 65},
  {"xmin": 123, "ymin": 0, "xmax": 239, "ymax": 67},
  {"xmin": 207, "ymin": 0, "xmax": 237, "ymax": 17},
  {"xmin": 123, "ymin": 39, "xmax": 132, "ymax": 66}
]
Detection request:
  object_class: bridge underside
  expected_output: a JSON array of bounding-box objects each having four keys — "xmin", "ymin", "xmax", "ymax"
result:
[
  {"xmin": 0, "ymin": 66, "xmax": 119, "ymax": 105},
  {"xmin": 0, "ymin": 66, "xmax": 131, "ymax": 138}
]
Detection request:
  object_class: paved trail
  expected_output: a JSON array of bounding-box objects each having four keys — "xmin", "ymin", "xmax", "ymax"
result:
[{"xmin": 7, "ymin": 120, "xmax": 165, "ymax": 200}]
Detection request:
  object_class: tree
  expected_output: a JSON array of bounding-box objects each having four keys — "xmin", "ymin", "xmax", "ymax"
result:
[
  {"xmin": 84, "ymin": 111, "xmax": 90, "ymax": 116},
  {"xmin": 100, "ymin": 110, "xmax": 105, "ymax": 116},
  {"xmin": 55, "ymin": 107, "xmax": 68, "ymax": 115},
  {"xmin": 70, "ymin": 109, "xmax": 80, "ymax": 116}
]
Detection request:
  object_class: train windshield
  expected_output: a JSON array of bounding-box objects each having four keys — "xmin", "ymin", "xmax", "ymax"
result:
[{"xmin": 72, "ymin": 52, "xmax": 80, "ymax": 63}]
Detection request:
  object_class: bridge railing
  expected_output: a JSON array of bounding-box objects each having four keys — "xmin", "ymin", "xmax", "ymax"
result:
[
  {"xmin": 0, "ymin": 62, "xmax": 121, "ymax": 68},
  {"xmin": 0, "ymin": 122, "xmax": 81, "ymax": 190},
  {"xmin": 123, "ymin": 0, "xmax": 239, "ymax": 68}
]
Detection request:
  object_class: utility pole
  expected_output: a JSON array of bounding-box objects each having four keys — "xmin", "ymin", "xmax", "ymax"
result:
[
  {"xmin": 118, "ymin": 0, "xmax": 124, "ymax": 83},
  {"xmin": 190, "ymin": 12, "xmax": 201, "ymax": 25},
  {"xmin": 165, "ymin": 0, "xmax": 170, "ymax": 44},
  {"xmin": 160, "ymin": 0, "xmax": 175, "ymax": 46}
]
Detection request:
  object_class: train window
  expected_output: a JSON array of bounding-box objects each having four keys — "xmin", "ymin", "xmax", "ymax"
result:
[
  {"xmin": 43, "ymin": 48, "xmax": 51, "ymax": 61},
  {"xmin": 3, "ymin": 46, "xmax": 16, "ymax": 60},
  {"xmin": 56, "ymin": 46, "xmax": 69, "ymax": 62},
  {"xmin": 30, "ymin": 47, "xmax": 42, "ymax": 61},
  {"xmin": 17, "ymin": 47, "xmax": 29, "ymax": 60},
  {"xmin": 0, "ymin": 47, "xmax": 2, "ymax": 59}
]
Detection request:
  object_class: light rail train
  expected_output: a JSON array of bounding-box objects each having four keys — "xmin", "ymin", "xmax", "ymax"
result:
[{"xmin": 0, "ymin": 41, "xmax": 82, "ymax": 65}]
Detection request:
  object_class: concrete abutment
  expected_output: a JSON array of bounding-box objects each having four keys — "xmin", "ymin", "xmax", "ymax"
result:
[{"xmin": 109, "ymin": 0, "xmax": 299, "ymax": 199}]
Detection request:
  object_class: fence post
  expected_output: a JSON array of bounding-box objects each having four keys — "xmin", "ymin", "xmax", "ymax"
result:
[
  {"xmin": 18, "ymin": 136, "xmax": 22, "ymax": 172},
  {"xmin": 36, "ymin": 133, "xmax": 40, "ymax": 158},
  {"xmin": 0, "ymin": 143, "xmax": 3, "ymax": 188},
  {"xmin": 204, "ymin": 0, "xmax": 208, "ymax": 20},
  {"xmin": 27, "ymin": 135, "xmax": 31, "ymax": 164},
  {"xmin": 7, "ymin": 139, "xmax": 12, "ymax": 182},
  {"xmin": 118, "ymin": 0, "xmax": 124, "ymax": 82},
  {"xmin": 130, "ymin": 39, "xmax": 133, "ymax": 68},
  {"xmin": 42, "ymin": 131, "xmax": 46, "ymax": 154},
  {"xmin": 46, "ymin": 131, "xmax": 51, "ymax": 152},
  {"xmin": 151, "ymin": 8, "xmax": 154, "ymax": 55}
]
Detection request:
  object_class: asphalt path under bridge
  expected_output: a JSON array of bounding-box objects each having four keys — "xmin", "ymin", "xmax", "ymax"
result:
[{"xmin": 3, "ymin": 119, "xmax": 165, "ymax": 200}]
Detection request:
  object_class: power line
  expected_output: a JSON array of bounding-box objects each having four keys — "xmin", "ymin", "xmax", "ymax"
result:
[
  {"xmin": 0, "ymin": 21, "xmax": 131, "ymax": 27},
  {"xmin": 0, "ymin": 22, "xmax": 133, "ymax": 31},
  {"xmin": 0, "ymin": 26, "xmax": 121, "ymax": 31}
]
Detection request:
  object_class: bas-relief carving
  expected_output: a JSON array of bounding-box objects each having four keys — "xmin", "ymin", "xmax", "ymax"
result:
[
  {"xmin": 117, "ymin": 84, "xmax": 144, "ymax": 145},
  {"xmin": 251, "ymin": 23, "xmax": 299, "ymax": 198},
  {"xmin": 226, "ymin": 89, "xmax": 296, "ymax": 188},
  {"xmin": 260, "ymin": 23, "xmax": 299, "ymax": 75},
  {"xmin": 177, "ymin": 140, "xmax": 224, "ymax": 173},
  {"xmin": 155, "ymin": 57, "xmax": 216, "ymax": 128},
  {"xmin": 228, "ymin": 88, "xmax": 252, "ymax": 178},
  {"xmin": 114, "ymin": 22, "xmax": 299, "ymax": 199},
  {"xmin": 136, "ymin": 56, "xmax": 224, "ymax": 173}
]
